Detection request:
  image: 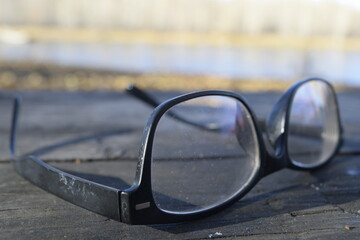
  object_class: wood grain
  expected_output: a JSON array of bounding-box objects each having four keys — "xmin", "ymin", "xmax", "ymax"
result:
[{"xmin": 0, "ymin": 90, "xmax": 360, "ymax": 239}]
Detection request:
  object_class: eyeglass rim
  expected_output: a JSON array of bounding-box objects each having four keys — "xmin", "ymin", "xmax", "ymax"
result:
[
  {"xmin": 121, "ymin": 90, "xmax": 267, "ymax": 224},
  {"xmin": 121, "ymin": 78, "xmax": 342, "ymax": 224},
  {"xmin": 267, "ymin": 78, "xmax": 343, "ymax": 170}
]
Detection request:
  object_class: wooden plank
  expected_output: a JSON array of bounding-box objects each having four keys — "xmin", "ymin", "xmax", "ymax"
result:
[
  {"xmin": 1, "ymin": 90, "xmax": 360, "ymax": 239},
  {"xmin": 1, "ymin": 154, "xmax": 360, "ymax": 239}
]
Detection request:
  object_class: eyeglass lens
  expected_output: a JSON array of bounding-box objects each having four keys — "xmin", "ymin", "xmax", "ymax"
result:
[
  {"xmin": 151, "ymin": 95, "xmax": 260, "ymax": 213},
  {"xmin": 287, "ymin": 80, "xmax": 340, "ymax": 167}
]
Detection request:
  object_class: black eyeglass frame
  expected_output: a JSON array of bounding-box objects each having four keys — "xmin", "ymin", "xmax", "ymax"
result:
[{"xmin": 9, "ymin": 77, "xmax": 342, "ymax": 225}]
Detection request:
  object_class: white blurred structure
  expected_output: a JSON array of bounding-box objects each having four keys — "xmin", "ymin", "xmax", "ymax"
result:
[{"xmin": 0, "ymin": 0, "xmax": 359, "ymax": 38}]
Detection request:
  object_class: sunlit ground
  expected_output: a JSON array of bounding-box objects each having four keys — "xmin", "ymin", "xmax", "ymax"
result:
[
  {"xmin": 0, "ymin": 61, "xmax": 294, "ymax": 92},
  {"xmin": 0, "ymin": 61, "xmax": 354, "ymax": 92}
]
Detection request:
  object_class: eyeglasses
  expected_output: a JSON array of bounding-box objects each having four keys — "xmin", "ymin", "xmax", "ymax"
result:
[{"xmin": 9, "ymin": 78, "xmax": 342, "ymax": 225}]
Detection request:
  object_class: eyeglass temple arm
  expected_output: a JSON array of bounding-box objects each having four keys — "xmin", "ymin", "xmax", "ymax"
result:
[
  {"xmin": 126, "ymin": 85, "xmax": 197, "ymax": 126},
  {"xmin": 126, "ymin": 85, "xmax": 160, "ymax": 109},
  {"xmin": 126, "ymin": 85, "xmax": 268, "ymax": 131},
  {"xmin": 8, "ymin": 97, "xmax": 122, "ymax": 221},
  {"xmin": 127, "ymin": 85, "xmax": 228, "ymax": 131},
  {"xmin": 10, "ymin": 96, "xmax": 20, "ymax": 158}
]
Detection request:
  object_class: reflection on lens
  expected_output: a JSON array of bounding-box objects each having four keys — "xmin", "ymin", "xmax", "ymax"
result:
[
  {"xmin": 151, "ymin": 95, "xmax": 260, "ymax": 213},
  {"xmin": 287, "ymin": 80, "xmax": 340, "ymax": 167}
]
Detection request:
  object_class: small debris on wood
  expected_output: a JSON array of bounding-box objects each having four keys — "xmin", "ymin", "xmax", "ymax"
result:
[
  {"xmin": 310, "ymin": 184, "xmax": 320, "ymax": 191},
  {"xmin": 344, "ymin": 225, "xmax": 353, "ymax": 230},
  {"xmin": 209, "ymin": 232, "xmax": 223, "ymax": 239}
]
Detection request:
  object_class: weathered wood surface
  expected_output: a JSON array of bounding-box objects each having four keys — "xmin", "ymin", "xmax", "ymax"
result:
[{"xmin": 1, "ymin": 90, "xmax": 360, "ymax": 240}]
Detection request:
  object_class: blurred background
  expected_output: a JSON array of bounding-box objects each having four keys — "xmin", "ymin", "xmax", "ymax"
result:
[{"xmin": 0, "ymin": 0, "xmax": 360, "ymax": 91}]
